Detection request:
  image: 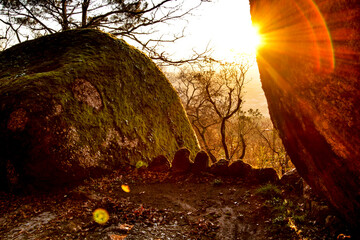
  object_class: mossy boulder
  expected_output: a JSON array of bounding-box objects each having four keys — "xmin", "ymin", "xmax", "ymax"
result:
[{"xmin": 0, "ymin": 29, "xmax": 199, "ymax": 189}]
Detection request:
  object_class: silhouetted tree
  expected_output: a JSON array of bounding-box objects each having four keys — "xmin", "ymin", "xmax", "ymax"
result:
[
  {"xmin": 0, "ymin": 25, "xmax": 10, "ymax": 50},
  {"xmin": 227, "ymin": 108, "xmax": 263, "ymax": 160},
  {"xmin": 0, "ymin": 0, "xmax": 208, "ymax": 63},
  {"xmin": 203, "ymin": 60, "xmax": 250, "ymax": 160},
  {"xmin": 172, "ymin": 57, "xmax": 252, "ymax": 161},
  {"xmin": 173, "ymin": 67, "xmax": 218, "ymax": 163},
  {"xmin": 256, "ymin": 126, "xmax": 291, "ymax": 175}
]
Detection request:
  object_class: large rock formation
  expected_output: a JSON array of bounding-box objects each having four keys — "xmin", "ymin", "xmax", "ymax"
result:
[
  {"xmin": 0, "ymin": 29, "xmax": 199, "ymax": 189},
  {"xmin": 250, "ymin": 0, "xmax": 360, "ymax": 225}
]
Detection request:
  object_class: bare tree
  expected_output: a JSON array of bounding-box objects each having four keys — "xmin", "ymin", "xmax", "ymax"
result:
[
  {"xmin": 202, "ymin": 59, "xmax": 250, "ymax": 160},
  {"xmin": 172, "ymin": 57, "xmax": 252, "ymax": 161},
  {"xmin": 171, "ymin": 67, "xmax": 218, "ymax": 162},
  {"xmin": 0, "ymin": 0, "xmax": 209, "ymax": 63},
  {"xmin": 227, "ymin": 108, "xmax": 263, "ymax": 160},
  {"xmin": 256, "ymin": 125, "xmax": 292, "ymax": 175},
  {"xmin": 0, "ymin": 24, "xmax": 11, "ymax": 50},
  {"xmin": 171, "ymin": 59, "xmax": 291, "ymax": 171}
]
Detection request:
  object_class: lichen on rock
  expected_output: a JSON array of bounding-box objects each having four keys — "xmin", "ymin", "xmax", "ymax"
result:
[
  {"xmin": 72, "ymin": 79, "xmax": 103, "ymax": 110},
  {"xmin": 0, "ymin": 29, "xmax": 199, "ymax": 189}
]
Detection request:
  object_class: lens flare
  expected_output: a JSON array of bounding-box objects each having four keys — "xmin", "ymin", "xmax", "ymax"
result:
[
  {"xmin": 93, "ymin": 208, "xmax": 109, "ymax": 224},
  {"xmin": 121, "ymin": 184, "xmax": 130, "ymax": 193},
  {"xmin": 251, "ymin": 0, "xmax": 334, "ymax": 75},
  {"xmin": 136, "ymin": 160, "xmax": 148, "ymax": 168}
]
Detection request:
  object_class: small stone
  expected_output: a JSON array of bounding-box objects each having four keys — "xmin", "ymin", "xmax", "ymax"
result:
[
  {"xmin": 210, "ymin": 159, "xmax": 230, "ymax": 176},
  {"xmin": 191, "ymin": 151, "xmax": 209, "ymax": 173},
  {"xmin": 148, "ymin": 155, "xmax": 170, "ymax": 172},
  {"xmin": 228, "ymin": 160, "xmax": 253, "ymax": 177},
  {"xmin": 279, "ymin": 168, "xmax": 303, "ymax": 194},
  {"xmin": 171, "ymin": 148, "xmax": 192, "ymax": 173}
]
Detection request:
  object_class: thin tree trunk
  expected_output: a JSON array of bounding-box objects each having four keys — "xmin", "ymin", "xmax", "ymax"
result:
[
  {"xmin": 198, "ymin": 130, "xmax": 217, "ymax": 163},
  {"xmin": 61, "ymin": 0, "xmax": 69, "ymax": 30},
  {"xmin": 238, "ymin": 134, "xmax": 246, "ymax": 160},
  {"xmin": 220, "ymin": 119, "xmax": 229, "ymax": 160},
  {"xmin": 82, "ymin": 0, "xmax": 90, "ymax": 27}
]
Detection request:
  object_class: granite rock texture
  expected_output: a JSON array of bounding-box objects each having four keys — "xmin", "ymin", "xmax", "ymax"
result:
[{"xmin": 250, "ymin": 0, "xmax": 360, "ymax": 225}]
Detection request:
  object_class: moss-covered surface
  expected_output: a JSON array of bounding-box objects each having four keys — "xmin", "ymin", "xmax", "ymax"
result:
[{"xmin": 0, "ymin": 29, "xmax": 199, "ymax": 188}]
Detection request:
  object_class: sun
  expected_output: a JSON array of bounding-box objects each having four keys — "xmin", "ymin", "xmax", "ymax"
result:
[
  {"xmin": 182, "ymin": 0, "xmax": 264, "ymax": 62},
  {"xmin": 249, "ymin": 25, "xmax": 263, "ymax": 50},
  {"xmin": 237, "ymin": 24, "xmax": 263, "ymax": 54},
  {"xmin": 223, "ymin": 24, "xmax": 263, "ymax": 62}
]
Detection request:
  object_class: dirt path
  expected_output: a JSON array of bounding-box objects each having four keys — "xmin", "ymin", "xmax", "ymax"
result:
[
  {"xmin": 124, "ymin": 183, "xmax": 269, "ymax": 239},
  {"xmin": 0, "ymin": 169, "xmax": 353, "ymax": 239}
]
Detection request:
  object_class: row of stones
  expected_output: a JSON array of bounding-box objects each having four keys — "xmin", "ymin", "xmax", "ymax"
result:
[{"xmin": 146, "ymin": 148, "xmax": 279, "ymax": 184}]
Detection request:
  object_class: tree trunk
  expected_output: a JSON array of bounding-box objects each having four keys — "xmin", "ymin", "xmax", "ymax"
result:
[
  {"xmin": 81, "ymin": 0, "xmax": 90, "ymax": 27},
  {"xmin": 199, "ymin": 130, "xmax": 217, "ymax": 163},
  {"xmin": 61, "ymin": 0, "xmax": 69, "ymax": 30},
  {"xmin": 238, "ymin": 134, "xmax": 246, "ymax": 160},
  {"xmin": 220, "ymin": 119, "xmax": 230, "ymax": 160}
]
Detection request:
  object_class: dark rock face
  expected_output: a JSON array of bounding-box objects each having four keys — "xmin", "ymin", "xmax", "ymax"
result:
[
  {"xmin": 0, "ymin": 29, "xmax": 199, "ymax": 190},
  {"xmin": 251, "ymin": 168, "xmax": 279, "ymax": 184},
  {"xmin": 228, "ymin": 160, "xmax": 253, "ymax": 177},
  {"xmin": 210, "ymin": 159, "xmax": 229, "ymax": 176},
  {"xmin": 192, "ymin": 151, "xmax": 209, "ymax": 173},
  {"xmin": 250, "ymin": 0, "xmax": 360, "ymax": 225},
  {"xmin": 148, "ymin": 155, "xmax": 170, "ymax": 172},
  {"xmin": 171, "ymin": 148, "xmax": 192, "ymax": 173}
]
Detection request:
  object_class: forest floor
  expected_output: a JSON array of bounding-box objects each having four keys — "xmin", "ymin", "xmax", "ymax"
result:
[{"xmin": 0, "ymin": 168, "xmax": 355, "ymax": 240}]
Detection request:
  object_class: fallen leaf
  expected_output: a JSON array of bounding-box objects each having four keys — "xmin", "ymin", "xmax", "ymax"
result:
[
  {"xmin": 118, "ymin": 223, "xmax": 134, "ymax": 231},
  {"xmin": 109, "ymin": 234, "xmax": 127, "ymax": 240}
]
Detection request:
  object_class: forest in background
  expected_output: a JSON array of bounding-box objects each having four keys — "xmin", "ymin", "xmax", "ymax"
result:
[{"xmin": 165, "ymin": 58, "xmax": 293, "ymax": 176}]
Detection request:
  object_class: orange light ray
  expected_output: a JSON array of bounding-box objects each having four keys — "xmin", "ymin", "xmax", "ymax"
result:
[{"xmin": 255, "ymin": 0, "xmax": 335, "ymax": 75}]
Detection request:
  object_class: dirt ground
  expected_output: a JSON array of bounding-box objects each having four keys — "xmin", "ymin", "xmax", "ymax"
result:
[{"xmin": 0, "ymin": 168, "xmax": 355, "ymax": 240}]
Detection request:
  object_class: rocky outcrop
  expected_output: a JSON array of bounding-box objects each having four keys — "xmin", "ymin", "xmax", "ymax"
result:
[
  {"xmin": 152, "ymin": 150, "xmax": 280, "ymax": 184},
  {"xmin": 228, "ymin": 160, "xmax": 252, "ymax": 177},
  {"xmin": 171, "ymin": 148, "xmax": 192, "ymax": 173},
  {"xmin": 191, "ymin": 150, "xmax": 210, "ymax": 173},
  {"xmin": 0, "ymin": 29, "xmax": 199, "ymax": 190},
  {"xmin": 250, "ymin": 0, "xmax": 360, "ymax": 225},
  {"xmin": 148, "ymin": 155, "xmax": 171, "ymax": 172},
  {"xmin": 210, "ymin": 159, "xmax": 230, "ymax": 176}
]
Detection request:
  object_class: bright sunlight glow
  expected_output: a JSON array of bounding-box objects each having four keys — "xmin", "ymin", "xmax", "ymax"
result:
[
  {"xmin": 195, "ymin": 1, "xmax": 263, "ymax": 62},
  {"xmin": 248, "ymin": 25, "xmax": 262, "ymax": 51},
  {"xmin": 224, "ymin": 24, "xmax": 263, "ymax": 62},
  {"xmin": 167, "ymin": 1, "xmax": 264, "ymax": 63}
]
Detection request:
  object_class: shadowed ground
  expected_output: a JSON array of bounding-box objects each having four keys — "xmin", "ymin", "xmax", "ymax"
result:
[{"xmin": 0, "ymin": 168, "xmax": 353, "ymax": 239}]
